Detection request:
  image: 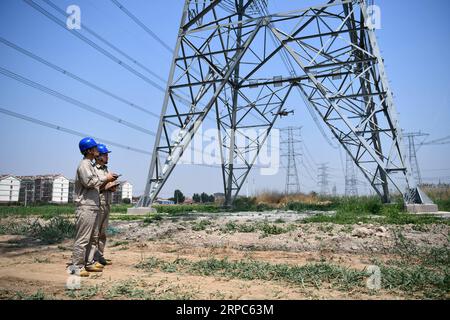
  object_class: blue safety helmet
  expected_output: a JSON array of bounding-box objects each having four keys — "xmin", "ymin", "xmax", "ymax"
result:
[
  {"xmin": 97, "ymin": 144, "xmax": 111, "ymax": 155},
  {"xmin": 79, "ymin": 137, "xmax": 98, "ymax": 154}
]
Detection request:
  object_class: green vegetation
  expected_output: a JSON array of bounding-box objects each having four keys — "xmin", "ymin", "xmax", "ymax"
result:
[
  {"xmin": 15, "ymin": 290, "xmax": 48, "ymax": 300},
  {"xmin": 143, "ymin": 214, "xmax": 163, "ymax": 224},
  {"xmin": 0, "ymin": 216, "xmax": 75, "ymax": 244},
  {"xmin": 222, "ymin": 221, "xmax": 296, "ymax": 237},
  {"xmin": 137, "ymin": 256, "xmax": 449, "ymax": 298},
  {"xmin": 0, "ymin": 203, "xmax": 132, "ymax": 218},
  {"xmin": 191, "ymin": 219, "xmax": 212, "ymax": 231},
  {"xmin": 153, "ymin": 204, "xmax": 220, "ymax": 215}
]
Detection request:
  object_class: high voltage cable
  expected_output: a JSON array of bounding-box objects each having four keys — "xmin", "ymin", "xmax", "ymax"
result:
[
  {"xmin": 42, "ymin": 0, "xmax": 167, "ymax": 83},
  {"xmin": 0, "ymin": 36, "xmax": 160, "ymax": 119},
  {"xmin": 0, "ymin": 106, "xmax": 152, "ymax": 155},
  {"xmin": 110, "ymin": 0, "xmax": 173, "ymax": 53},
  {"xmin": 23, "ymin": 0, "xmax": 166, "ymax": 91},
  {"xmin": 0, "ymin": 66, "xmax": 155, "ymax": 136},
  {"xmin": 0, "ymin": 107, "xmax": 252, "ymax": 170},
  {"xmin": 23, "ymin": 0, "xmax": 213, "ymax": 122}
]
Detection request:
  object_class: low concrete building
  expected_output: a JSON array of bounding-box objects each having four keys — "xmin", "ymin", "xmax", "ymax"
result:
[
  {"xmin": 18, "ymin": 176, "xmax": 36, "ymax": 205},
  {"xmin": 0, "ymin": 175, "xmax": 20, "ymax": 203},
  {"xmin": 112, "ymin": 181, "xmax": 133, "ymax": 204},
  {"xmin": 17, "ymin": 174, "xmax": 70, "ymax": 204}
]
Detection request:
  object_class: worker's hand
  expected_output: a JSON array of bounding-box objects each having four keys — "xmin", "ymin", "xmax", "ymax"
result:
[{"xmin": 106, "ymin": 173, "xmax": 116, "ymax": 182}]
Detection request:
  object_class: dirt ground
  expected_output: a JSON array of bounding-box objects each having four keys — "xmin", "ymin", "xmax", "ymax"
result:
[{"xmin": 0, "ymin": 211, "xmax": 449, "ymax": 300}]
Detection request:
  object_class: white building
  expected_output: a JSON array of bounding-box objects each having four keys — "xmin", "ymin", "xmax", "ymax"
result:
[
  {"xmin": 19, "ymin": 174, "xmax": 70, "ymax": 204},
  {"xmin": 121, "ymin": 182, "xmax": 133, "ymax": 201},
  {"xmin": 0, "ymin": 175, "xmax": 20, "ymax": 203},
  {"xmin": 112, "ymin": 181, "xmax": 133, "ymax": 204},
  {"xmin": 51, "ymin": 175, "xmax": 70, "ymax": 203}
]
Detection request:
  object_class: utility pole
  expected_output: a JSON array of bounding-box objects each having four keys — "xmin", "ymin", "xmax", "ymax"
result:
[
  {"xmin": 317, "ymin": 163, "xmax": 330, "ymax": 196},
  {"xmin": 345, "ymin": 152, "xmax": 358, "ymax": 196},
  {"xmin": 280, "ymin": 127, "xmax": 302, "ymax": 195}
]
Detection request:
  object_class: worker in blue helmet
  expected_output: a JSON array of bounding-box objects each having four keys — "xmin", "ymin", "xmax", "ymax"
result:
[
  {"xmin": 94, "ymin": 144, "xmax": 116, "ymax": 266},
  {"xmin": 70, "ymin": 138, "xmax": 118, "ymax": 277}
]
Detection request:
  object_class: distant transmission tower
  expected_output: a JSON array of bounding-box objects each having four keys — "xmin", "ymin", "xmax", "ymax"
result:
[
  {"xmin": 317, "ymin": 163, "xmax": 330, "ymax": 195},
  {"xmin": 280, "ymin": 127, "xmax": 302, "ymax": 194},
  {"xmin": 403, "ymin": 132, "xmax": 429, "ymax": 185},
  {"xmin": 345, "ymin": 152, "xmax": 358, "ymax": 196}
]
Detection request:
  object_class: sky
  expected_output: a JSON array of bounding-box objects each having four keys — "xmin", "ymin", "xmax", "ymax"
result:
[{"xmin": 0, "ymin": 0, "xmax": 449, "ymax": 199}]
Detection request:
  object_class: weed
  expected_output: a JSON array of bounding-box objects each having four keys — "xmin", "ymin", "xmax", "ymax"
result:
[{"xmin": 191, "ymin": 219, "xmax": 212, "ymax": 231}]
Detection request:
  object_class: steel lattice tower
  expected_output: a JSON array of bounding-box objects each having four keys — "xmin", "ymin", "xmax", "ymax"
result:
[
  {"xmin": 317, "ymin": 163, "xmax": 330, "ymax": 195},
  {"xmin": 404, "ymin": 132, "xmax": 429, "ymax": 186},
  {"xmin": 135, "ymin": 0, "xmax": 423, "ymax": 209},
  {"xmin": 345, "ymin": 151, "xmax": 359, "ymax": 196},
  {"xmin": 281, "ymin": 127, "xmax": 302, "ymax": 195}
]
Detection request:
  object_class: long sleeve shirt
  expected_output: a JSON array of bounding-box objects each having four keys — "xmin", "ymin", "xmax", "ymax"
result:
[
  {"xmin": 95, "ymin": 163, "xmax": 113, "ymax": 206},
  {"xmin": 74, "ymin": 158, "xmax": 107, "ymax": 207}
]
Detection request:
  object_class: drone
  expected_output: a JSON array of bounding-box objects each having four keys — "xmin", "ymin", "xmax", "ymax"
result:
[{"xmin": 272, "ymin": 109, "xmax": 294, "ymax": 118}]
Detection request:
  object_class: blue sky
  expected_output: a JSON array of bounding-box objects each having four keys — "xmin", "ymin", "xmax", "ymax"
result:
[{"xmin": 0, "ymin": 0, "xmax": 449, "ymax": 198}]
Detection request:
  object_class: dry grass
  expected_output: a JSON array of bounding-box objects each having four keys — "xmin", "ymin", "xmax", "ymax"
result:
[{"xmin": 255, "ymin": 190, "xmax": 324, "ymax": 207}]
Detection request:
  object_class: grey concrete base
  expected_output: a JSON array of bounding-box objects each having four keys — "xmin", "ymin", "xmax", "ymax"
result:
[
  {"xmin": 127, "ymin": 207, "xmax": 157, "ymax": 215},
  {"xmin": 406, "ymin": 204, "xmax": 439, "ymax": 214}
]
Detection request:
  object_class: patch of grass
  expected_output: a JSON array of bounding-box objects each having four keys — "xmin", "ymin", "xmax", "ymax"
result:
[
  {"xmin": 153, "ymin": 204, "xmax": 220, "ymax": 215},
  {"xmin": 138, "ymin": 256, "xmax": 450, "ymax": 298},
  {"xmin": 105, "ymin": 280, "xmax": 146, "ymax": 299},
  {"xmin": 33, "ymin": 257, "xmax": 50, "ymax": 263},
  {"xmin": 222, "ymin": 221, "xmax": 296, "ymax": 236},
  {"xmin": 0, "ymin": 217, "xmax": 75, "ymax": 244},
  {"xmin": 143, "ymin": 214, "xmax": 163, "ymax": 224},
  {"xmin": 30, "ymin": 217, "xmax": 76, "ymax": 244},
  {"xmin": 0, "ymin": 204, "xmax": 130, "ymax": 218},
  {"xmin": 191, "ymin": 219, "xmax": 212, "ymax": 231},
  {"xmin": 15, "ymin": 289, "xmax": 47, "ymax": 300},
  {"xmin": 66, "ymin": 286, "xmax": 99, "ymax": 300}
]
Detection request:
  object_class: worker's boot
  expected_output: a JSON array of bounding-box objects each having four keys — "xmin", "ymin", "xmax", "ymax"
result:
[
  {"xmin": 68, "ymin": 265, "xmax": 90, "ymax": 277},
  {"xmin": 93, "ymin": 262, "xmax": 105, "ymax": 269},
  {"xmin": 85, "ymin": 264, "xmax": 103, "ymax": 272},
  {"xmin": 98, "ymin": 257, "xmax": 112, "ymax": 266},
  {"xmin": 79, "ymin": 268, "xmax": 90, "ymax": 277}
]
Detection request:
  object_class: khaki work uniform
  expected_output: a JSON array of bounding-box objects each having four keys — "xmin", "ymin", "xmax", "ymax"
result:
[
  {"xmin": 94, "ymin": 164, "xmax": 112, "ymax": 261},
  {"xmin": 72, "ymin": 158, "xmax": 107, "ymax": 269}
]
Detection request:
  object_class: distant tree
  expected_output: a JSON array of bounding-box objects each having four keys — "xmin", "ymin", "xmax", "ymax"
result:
[
  {"xmin": 200, "ymin": 192, "xmax": 209, "ymax": 203},
  {"xmin": 122, "ymin": 198, "xmax": 131, "ymax": 204},
  {"xmin": 208, "ymin": 195, "xmax": 215, "ymax": 203},
  {"xmin": 193, "ymin": 193, "xmax": 201, "ymax": 203},
  {"xmin": 174, "ymin": 189, "xmax": 185, "ymax": 204}
]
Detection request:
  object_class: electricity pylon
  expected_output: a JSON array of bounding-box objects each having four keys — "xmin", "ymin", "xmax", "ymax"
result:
[
  {"xmin": 136, "ymin": 0, "xmax": 422, "ymax": 210},
  {"xmin": 403, "ymin": 132, "xmax": 429, "ymax": 185},
  {"xmin": 317, "ymin": 163, "xmax": 330, "ymax": 195},
  {"xmin": 280, "ymin": 127, "xmax": 302, "ymax": 195},
  {"xmin": 345, "ymin": 151, "xmax": 359, "ymax": 196}
]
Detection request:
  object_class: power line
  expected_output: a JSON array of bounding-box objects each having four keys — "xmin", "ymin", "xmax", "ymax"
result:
[
  {"xmin": 42, "ymin": 0, "xmax": 167, "ymax": 83},
  {"xmin": 24, "ymin": 0, "xmax": 215, "ymax": 124},
  {"xmin": 23, "ymin": 0, "xmax": 166, "ymax": 91},
  {"xmin": 0, "ymin": 106, "xmax": 151, "ymax": 155},
  {"xmin": 0, "ymin": 66, "xmax": 155, "ymax": 136},
  {"xmin": 0, "ymin": 36, "xmax": 160, "ymax": 119},
  {"xmin": 110, "ymin": 0, "xmax": 173, "ymax": 53},
  {"xmin": 0, "ymin": 107, "xmax": 254, "ymax": 170}
]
